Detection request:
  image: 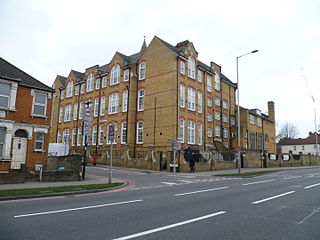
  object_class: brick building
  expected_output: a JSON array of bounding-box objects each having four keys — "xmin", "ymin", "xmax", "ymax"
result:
[
  {"xmin": 235, "ymin": 101, "xmax": 276, "ymax": 154},
  {"xmin": 0, "ymin": 57, "xmax": 54, "ymax": 171},
  {"xmin": 50, "ymin": 36, "xmax": 276, "ymax": 167}
]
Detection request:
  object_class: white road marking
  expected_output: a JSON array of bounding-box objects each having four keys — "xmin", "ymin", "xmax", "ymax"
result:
[
  {"xmin": 304, "ymin": 182, "xmax": 320, "ymax": 189},
  {"xmin": 161, "ymin": 182, "xmax": 178, "ymax": 185},
  {"xmin": 175, "ymin": 186, "xmax": 229, "ymax": 197},
  {"xmin": 297, "ymin": 208, "xmax": 320, "ymax": 225},
  {"xmin": 179, "ymin": 180, "xmax": 193, "ymax": 183},
  {"xmin": 14, "ymin": 199, "xmax": 143, "ymax": 218},
  {"xmin": 112, "ymin": 211, "xmax": 226, "ymax": 240},
  {"xmin": 283, "ymin": 176, "xmax": 302, "ymax": 180},
  {"xmin": 242, "ymin": 179, "xmax": 275, "ymax": 186},
  {"xmin": 251, "ymin": 191, "xmax": 295, "ymax": 205}
]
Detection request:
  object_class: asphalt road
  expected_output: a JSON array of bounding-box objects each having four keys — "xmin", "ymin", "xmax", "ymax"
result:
[{"xmin": 1, "ymin": 167, "xmax": 319, "ymax": 240}]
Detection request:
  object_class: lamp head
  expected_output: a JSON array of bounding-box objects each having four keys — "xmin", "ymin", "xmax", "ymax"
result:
[{"xmin": 251, "ymin": 50, "xmax": 258, "ymax": 53}]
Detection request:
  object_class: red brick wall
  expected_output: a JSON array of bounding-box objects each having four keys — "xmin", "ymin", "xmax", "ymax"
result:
[{"xmin": 5, "ymin": 86, "xmax": 52, "ymax": 171}]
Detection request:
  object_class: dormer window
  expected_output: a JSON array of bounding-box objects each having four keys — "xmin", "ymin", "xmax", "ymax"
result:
[
  {"xmin": 110, "ymin": 65, "xmax": 120, "ymax": 85},
  {"xmin": 139, "ymin": 62, "xmax": 146, "ymax": 80},
  {"xmin": 187, "ymin": 56, "xmax": 195, "ymax": 79}
]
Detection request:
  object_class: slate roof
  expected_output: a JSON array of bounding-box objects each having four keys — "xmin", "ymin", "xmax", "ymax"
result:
[
  {"xmin": 0, "ymin": 57, "xmax": 54, "ymax": 92},
  {"xmin": 55, "ymin": 75, "xmax": 67, "ymax": 88},
  {"xmin": 281, "ymin": 132, "xmax": 320, "ymax": 146},
  {"xmin": 70, "ymin": 70, "xmax": 85, "ymax": 84}
]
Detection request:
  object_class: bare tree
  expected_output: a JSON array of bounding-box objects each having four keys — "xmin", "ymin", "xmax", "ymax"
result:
[{"xmin": 277, "ymin": 122, "xmax": 299, "ymax": 144}]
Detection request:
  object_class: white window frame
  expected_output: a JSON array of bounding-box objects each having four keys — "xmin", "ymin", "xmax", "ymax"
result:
[
  {"xmin": 187, "ymin": 87, "xmax": 196, "ymax": 111},
  {"xmin": 86, "ymin": 73, "xmax": 94, "ymax": 92},
  {"xmin": 222, "ymin": 100, "xmax": 228, "ymax": 109},
  {"xmin": 110, "ymin": 65, "xmax": 120, "ymax": 85},
  {"xmin": 32, "ymin": 92, "xmax": 48, "ymax": 116},
  {"xmin": 102, "ymin": 77, "xmax": 107, "ymax": 88},
  {"xmin": 71, "ymin": 128, "xmax": 76, "ymax": 146},
  {"xmin": 179, "ymin": 118, "xmax": 184, "ymax": 143},
  {"xmin": 214, "ymin": 126, "xmax": 221, "ymax": 137},
  {"xmin": 35, "ymin": 132, "xmax": 45, "ymax": 151},
  {"xmin": 223, "ymin": 128, "xmax": 229, "ymax": 139},
  {"xmin": 180, "ymin": 61, "xmax": 185, "ymax": 74},
  {"xmin": 207, "ymin": 98, "xmax": 212, "ymax": 107},
  {"xmin": 57, "ymin": 131, "xmax": 61, "ymax": 143},
  {"xmin": 207, "ymin": 76, "xmax": 212, "ymax": 92},
  {"xmin": 108, "ymin": 93, "xmax": 119, "ymax": 114},
  {"xmin": 138, "ymin": 62, "xmax": 146, "ymax": 80},
  {"xmin": 0, "ymin": 82, "xmax": 11, "ymax": 108},
  {"xmin": 59, "ymin": 106, "xmax": 63, "ymax": 123},
  {"xmin": 249, "ymin": 115, "xmax": 255, "ymax": 124},
  {"xmin": 60, "ymin": 90, "xmax": 65, "ymax": 99},
  {"xmin": 198, "ymin": 123, "xmax": 202, "ymax": 145},
  {"xmin": 197, "ymin": 70, "xmax": 202, "ymax": 82},
  {"xmin": 80, "ymin": 84, "xmax": 85, "ymax": 94},
  {"xmin": 100, "ymin": 96, "xmax": 106, "ymax": 116},
  {"xmin": 124, "ymin": 69, "xmax": 129, "ymax": 82},
  {"xmin": 64, "ymin": 104, "xmax": 71, "ymax": 122},
  {"xmin": 198, "ymin": 91, "xmax": 202, "ymax": 113},
  {"xmin": 121, "ymin": 122, "xmax": 127, "ymax": 144},
  {"xmin": 230, "ymin": 117, "xmax": 236, "ymax": 125},
  {"xmin": 99, "ymin": 125, "xmax": 104, "ymax": 145},
  {"xmin": 66, "ymin": 81, "xmax": 73, "ymax": 98},
  {"xmin": 257, "ymin": 118, "xmax": 262, "ymax": 127},
  {"xmin": 95, "ymin": 78, "xmax": 100, "ymax": 90},
  {"xmin": 187, "ymin": 120, "xmax": 196, "ymax": 144},
  {"xmin": 179, "ymin": 84, "xmax": 185, "ymax": 108},
  {"xmin": 136, "ymin": 121, "xmax": 144, "ymax": 144},
  {"xmin": 94, "ymin": 98, "xmax": 99, "ymax": 117},
  {"xmin": 215, "ymin": 112, "xmax": 221, "ymax": 121},
  {"xmin": 215, "ymin": 97, "xmax": 221, "ymax": 106},
  {"xmin": 77, "ymin": 128, "xmax": 82, "ymax": 146},
  {"xmin": 75, "ymin": 85, "xmax": 79, "ymax": 95},
  {"xmin": 63, "ymin": 129, "xmax": 70, "ymax": 145},
  {"xmin": 0, "ymin": 127, "xmax": 6, "ymax": 158},
  {"xmin": 79, "ymin": 102, "xmax": 84, "ymax": 119},
  {"xmin": 187, "ymin": 56, "xmax": 195, "ymax": 79},
  {"xmin": 122, "ymin": 90, "xmax": 128, "ymax": 112},
  {"xmin": 207, "ymin": 112, "xmax": 213, "ymax": 122},
  {"xmin": 207, "ymin": 128, "xmax": 212, "ymax": 137},
  {"xmin": 73, "ymin": 103, "xmax": 78, "ymax": 120},
  {"xmin": 223, "ymin": 114, "xmax": 228, "ymax": 123},
  {"xmin": 92, "ymin": 125, "xmax": 97, "ymax": 145},
  {"xmin": 137, "ymin": 89, "xmax": 144, "ymax": 111}
]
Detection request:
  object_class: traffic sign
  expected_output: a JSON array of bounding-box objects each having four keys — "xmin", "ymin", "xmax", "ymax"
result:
[
  {"xmin": 108, "ymin": 123, "xmax": 115, "ymax": 142},
  {"xmin": 171, "ymin": 138, "xmax": 181, "ymax": 151}
]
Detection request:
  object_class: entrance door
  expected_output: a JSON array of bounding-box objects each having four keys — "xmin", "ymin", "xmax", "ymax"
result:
[{"xmin": 11, "ymin": 138, "xmax": 28, "ymax": 169}]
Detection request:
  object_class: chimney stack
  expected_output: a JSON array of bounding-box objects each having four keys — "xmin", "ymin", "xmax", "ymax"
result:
[{"xmin": 268, "ymin": 101, "xmax": 275, "ymax": 121}]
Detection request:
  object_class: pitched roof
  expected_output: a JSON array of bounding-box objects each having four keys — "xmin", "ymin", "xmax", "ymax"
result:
[
  {"xmin": 70, "ymin": 70, "xmax": 85, "ymax": 84},
  {"xmin": 0, "ymin": 57, "xmax": 54, "ymax": 92},
  {"xmin": 281, "ymin": 132, "xmax": 320, "ymax": 145},
  {"xmin": 56, "ymin": 75, "xmax": 67, "ymax": 88}
]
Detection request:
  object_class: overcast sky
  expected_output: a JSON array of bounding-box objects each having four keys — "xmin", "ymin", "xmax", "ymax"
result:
[{"xmin": 1, "ymin": 0, "xmax": 319, "ymax": 138}]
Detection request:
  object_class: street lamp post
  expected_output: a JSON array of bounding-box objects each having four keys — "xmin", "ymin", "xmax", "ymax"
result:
[{"xmin": 236, "ymin": 50, "xmax": 258, "ymax": 174}]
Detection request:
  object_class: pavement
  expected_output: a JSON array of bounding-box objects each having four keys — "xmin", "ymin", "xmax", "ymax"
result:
[{"xmin": 0, "ymin": 164, "xmax": 319, "ymax": 192}]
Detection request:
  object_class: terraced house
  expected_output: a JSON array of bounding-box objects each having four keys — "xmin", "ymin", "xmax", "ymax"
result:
[
  {"xmin": 50, "ymin": 36, "xmax": 275, "ymax": 169},
  {"xmin": 0, "ymin": 57, "xmax": 54, "ymax": 172}
]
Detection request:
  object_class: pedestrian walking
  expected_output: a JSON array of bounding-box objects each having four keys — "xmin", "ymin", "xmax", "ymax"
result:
[{"xmin": 189, "ymin": 160, "xmax": 195, "ymax": 173}]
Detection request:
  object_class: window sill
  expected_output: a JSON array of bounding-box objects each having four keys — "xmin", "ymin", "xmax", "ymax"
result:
[
  {"xmin": 34, "ymin": 150, "xmax": 45, "ymax": 153},
  {"xmin": 31, "ymin": 114, "xmax": 48, "ymax": 119}
]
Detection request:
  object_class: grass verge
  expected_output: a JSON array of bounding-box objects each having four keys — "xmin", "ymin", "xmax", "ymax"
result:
[
  {"xmin": 214, "ymin": 170, "xmax": 281, "ymax": 177},
  {"xmin": 0, "ymin": 182, "xmax": 123, "ymax": 198}
]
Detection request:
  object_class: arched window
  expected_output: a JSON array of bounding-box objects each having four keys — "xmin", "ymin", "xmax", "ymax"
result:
[
  {"xmin": 14, "ymin": 129, "xmax": 28, "ymax": 138},
  {"xmin": 187, "ymin": 56, "xmax": 195, "ymax": 79},
  {"xmin": 66, "ymin": 81, "xmax": 73, "ymax": 97},
  {"xmin": 86, "ymin": 74, "xmax": 94, "ymax": 92},
  {"xmin": 110, "ymin": 65, "xmax": 120, "ymax": 85}
]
